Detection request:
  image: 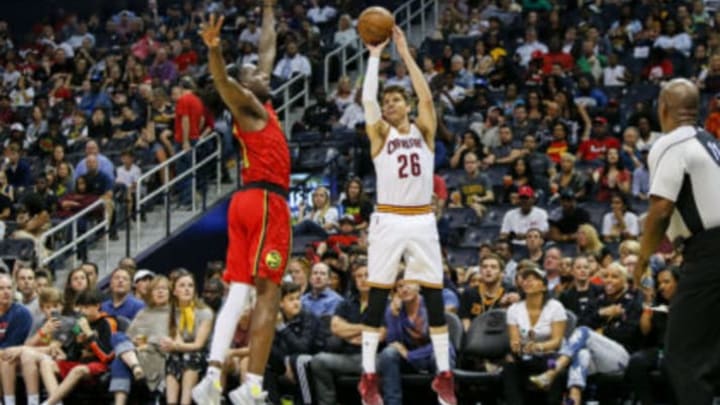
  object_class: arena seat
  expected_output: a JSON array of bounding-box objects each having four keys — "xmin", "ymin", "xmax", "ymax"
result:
[
  {"xmin": 453, "ymin": 309, "xmax": 509, "ymax": 403},
  {"xmin": 443, "ymin": 207, "xmax": 478, "ymax": 230}
]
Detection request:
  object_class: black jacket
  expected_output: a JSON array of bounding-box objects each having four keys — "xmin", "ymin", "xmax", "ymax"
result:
[
  {"xmin": 559, "ymin": 283, "xmax": 604, "ymax": 327},
  {"xmin": 590, "ymin": 289, "xmax": 643, "ymax": 351}
]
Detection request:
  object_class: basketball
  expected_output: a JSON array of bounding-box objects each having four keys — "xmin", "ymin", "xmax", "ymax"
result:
[{"xmin": 357, "ymin": 6, "xmax": 395, "ymax": 45}]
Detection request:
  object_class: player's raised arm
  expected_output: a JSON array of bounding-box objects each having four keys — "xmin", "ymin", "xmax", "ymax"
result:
[
  {"xmin": 393, "ymin": 26, "xmax": 435, "ymax": 146},
  {"xmin": 257, "ymin": 0, "xmax": 277, "ymax": 76},
  {"xmin": 362, "ymin": 38, "xmax": 390, "ymax": 150},
  {"xmin": 200, "ymin": 14, "xmax": 264, "ymax": 118}
]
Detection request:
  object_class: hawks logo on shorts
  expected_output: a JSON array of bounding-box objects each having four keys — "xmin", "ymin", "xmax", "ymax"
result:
[{"xmin": 265, "ymin": 250, "xmax": 282, "ymax": 270}]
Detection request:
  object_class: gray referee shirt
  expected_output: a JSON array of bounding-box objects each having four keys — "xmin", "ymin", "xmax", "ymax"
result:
[{"xmin": 648, "ymin": 125, "xmax": 720, "ymax": 242}]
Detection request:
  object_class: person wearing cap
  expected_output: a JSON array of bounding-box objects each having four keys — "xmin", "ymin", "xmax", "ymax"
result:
[
  {"xmin": 576, "ymin": 115, "xmax": 621, "ymax": 162},
  {"xmin": 132, "ymin": 269, "xmax": 155, "ymax": 303},
  {"xmin": 503, "ymin": 265, "xmax": 567, "ymax": 404},
  {"xmin": 529, "ymin": 262, "xmax": 640, "ymax": 404},
  {"xmin": 319, "ymin": 215, "xmax": 359, "ymax": 257},
  {"xmin": 500, "ymin": 185, "xmax": 549, "ymax": 245},
  {"xmin": 548, "ymin": 188, "xmax": 591, "ymax": 243}
]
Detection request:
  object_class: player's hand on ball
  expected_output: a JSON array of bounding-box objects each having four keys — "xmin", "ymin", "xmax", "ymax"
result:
[
  {"xmin": 365, "ymin": 38, "xmax": 390, "ymax": 57},
  {"xmin": 392, "ymin": 26, "xmax": 409, "ymax": 55},
  {"xmin": 200, "ymin": 14, "xmax": 224, "ymax": 48}
]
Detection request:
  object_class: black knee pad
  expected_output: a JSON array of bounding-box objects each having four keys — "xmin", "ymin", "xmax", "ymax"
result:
[
  {"xmin": 421, "ymin": 287, "xmax": 446, "ymax": 327},
  {"xmin": 365, "ymin": 287, "xmax": 390, "ymax": 328}
]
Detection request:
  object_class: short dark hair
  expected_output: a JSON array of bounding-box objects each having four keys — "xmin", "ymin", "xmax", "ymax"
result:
[
  {"xmin": 281, "ymin": 282, "xmax": 301, "ymax": 298},
  {"xmin": 75, "ymin": 289, "xmax": 103, "ymax": 306},
  {"xmin": 481, "ymin": 253, "xmax": 506, "ymax": 271},
  {"xmin": 82, "ymin": 262, "xmax": 99, "ymax": 275},
  {"xmin": 382, "ymin": 84, "xmax": 410, "ymax": 103}
]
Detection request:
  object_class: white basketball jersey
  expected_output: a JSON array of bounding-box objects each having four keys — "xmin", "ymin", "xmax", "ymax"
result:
[{"xmin": 373, "ymin": 124, "xmax": 434, "ymax": 206}]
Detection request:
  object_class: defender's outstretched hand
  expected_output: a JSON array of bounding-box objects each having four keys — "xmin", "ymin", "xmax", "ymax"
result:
[{"xmin": 200, "ymin": 14, "xmax": 224, "ymax": 49}]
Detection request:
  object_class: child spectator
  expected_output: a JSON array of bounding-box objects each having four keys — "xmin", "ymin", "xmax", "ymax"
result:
[{"xmin": 38, "ymin": 289, "xmax": 116, "ymax": 405}]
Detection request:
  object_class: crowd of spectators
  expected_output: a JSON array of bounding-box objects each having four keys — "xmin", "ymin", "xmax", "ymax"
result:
[
  {"xmin": 0, "ymin": 0, "xmax": 400, "ymax": 268},
  {"xmin": 0, "ymin": 0, "xmax": 714, "ymax": 404},
  {"xmin": 284, "ymin": 0, "xmax": 719, "ymax": 404}
]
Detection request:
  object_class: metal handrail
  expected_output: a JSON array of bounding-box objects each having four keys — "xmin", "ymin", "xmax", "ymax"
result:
[
  {"xmin": 271, "ymin": 73, "xmax": 309, "ymax": 137},
  {"xmin": 323, "ymin": 38, "xmax": 366, "ymax": 94},
  {"xmin": 391, "ymin": 0, "xmax": 437, "ymax": 57},
  {"xmin": 134, "ymin": 132, "xmax": 223, "ymax": 253},
  {"xmin": 322, "ymin": 0, "xmax": 438, "ymax": 93},
  {"xmin": 40, "ymin": 198, "xmax": 109, "ymax": 270}
]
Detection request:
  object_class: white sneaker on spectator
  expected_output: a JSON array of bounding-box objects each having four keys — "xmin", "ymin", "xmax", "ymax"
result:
[
  {"xmin": 228, "ymin": 382, "xmax": 268, "ymax": 405},
  {"xmin": 191, "ymin": 375, "xmax": 223, "ymax": 405}
]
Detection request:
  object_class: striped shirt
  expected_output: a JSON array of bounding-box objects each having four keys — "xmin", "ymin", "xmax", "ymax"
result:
[{"xmin": 648, "ymin": 125, "xmax": 720, "ymax": 242}]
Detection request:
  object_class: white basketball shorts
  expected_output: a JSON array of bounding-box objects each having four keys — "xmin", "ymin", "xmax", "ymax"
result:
[{"xmin": 367, "ymin": 212, "xmax": 443, "ymax": 289}]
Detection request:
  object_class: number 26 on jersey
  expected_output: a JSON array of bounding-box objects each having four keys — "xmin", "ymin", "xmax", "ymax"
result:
[{"xmin": 398, "ymin": 153, "xmax": 421, "ymax": 178}]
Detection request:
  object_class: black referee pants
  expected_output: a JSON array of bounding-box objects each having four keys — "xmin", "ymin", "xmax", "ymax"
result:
[{"xmin": 666, "ymin": 229, "xmax": 720, "ymax": 405}]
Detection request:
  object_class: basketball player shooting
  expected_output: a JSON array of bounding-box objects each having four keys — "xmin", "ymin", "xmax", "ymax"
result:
[
  {"xmin": 357, "ymin": 26, "xmax": 456, "ymax": 405},
  {"xmin": 193, "ymin": 2, "xmax": 292, "ymax": 405}
]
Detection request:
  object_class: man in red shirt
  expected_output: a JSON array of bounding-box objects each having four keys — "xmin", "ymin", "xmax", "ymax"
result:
[
  {"xmin": 173, "ymin": 77, "xmax": 204, "ymax": 149},
  {"xmin": 173, "ymin": 38, "xmax": 198, "ymax": 74},
  {"xmin": 576, "ymin": 116, "xmax": 620, "ymax": 161},
  {"xmin": 193, "ymin": 3, "xmax": 292, "ymax": 405},
  {"xmin": 173, "ymin": 76, "xmax": 205, "ymax": 205}
]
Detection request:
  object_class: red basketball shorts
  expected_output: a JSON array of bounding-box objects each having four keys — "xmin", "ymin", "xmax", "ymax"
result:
[{"xmin": 224, "ymin": 189, "xmax": 291, "ymax": 285}]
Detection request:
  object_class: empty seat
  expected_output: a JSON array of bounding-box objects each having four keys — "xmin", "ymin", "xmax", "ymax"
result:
[
  {"xmin": 294, "ymin": 147, "xmax": 330, "ymax": 171},
  {"xmin": 439, "ymin": 169, "xmax": 465, "ymax": 190},
  {"xmin": 291, "ymin": 131, "xmax": 324, "ymax": 145},
  {"xmin": 446, "ymin": 246, "xmax": 478, "ymax": 268},
  {"xmin": 443, "ymin": 207, "xmax": 478, "ymax": 229},
  {"xmin": 454, "ymin": 309, "xmax": 509, "ymax": 402},
  {"xmin": 0, "ymin": 239, "xmax": 36, "ymax": 261}
]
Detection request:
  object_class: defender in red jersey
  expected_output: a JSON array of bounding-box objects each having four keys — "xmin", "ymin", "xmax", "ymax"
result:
[{"xmin": 193, "ymin": 5, "xmax": 290, "ymax": 405}]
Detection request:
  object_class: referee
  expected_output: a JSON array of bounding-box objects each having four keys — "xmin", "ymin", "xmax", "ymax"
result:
[{"xmin": 637, "ymin": 78, "xmax": 720, "ymax": 405}]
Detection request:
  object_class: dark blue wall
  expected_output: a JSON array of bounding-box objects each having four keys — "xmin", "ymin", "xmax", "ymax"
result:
[{"xmin": 136, "ymin": 196, "xmax": 230, "ymax": 279}]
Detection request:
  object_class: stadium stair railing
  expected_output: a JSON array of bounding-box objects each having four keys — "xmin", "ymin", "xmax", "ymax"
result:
[
  {"xmin": 272, "ymin": 73, "xmax": 310, "ymax": 137},
  {"xmin": 40, "ymin": 198, "xmax": 110, "ymax": 271},
  {"xmin": 322, "ymin": 0, "xmax": 439, "ymax": 94},
  {"xmin": 134, "ymin": 131, "xmax": 223, "ymax": 254}
]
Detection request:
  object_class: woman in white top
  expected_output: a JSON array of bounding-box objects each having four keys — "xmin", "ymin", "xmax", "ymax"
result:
[
  {"xmin": 331, "ymin": 75, "xmax": 355, "ymax": 113},
  {"xmin": 298, "ymin": 186, "xmax": 339, "ymax": 234},
  {"xmin": 333, "ymin": 14, "xmax": 358, "ymax": 48},
  {"xmin": 503, "ymin": 266, "xmax": 567, "ymax": 405},
  {"xmin": 530, "ymin": 262, "xmax": 633, "ymax": 405},
  {"xmin": 601, "ymin": 193, "xmax": 639, "ymax": 243}
]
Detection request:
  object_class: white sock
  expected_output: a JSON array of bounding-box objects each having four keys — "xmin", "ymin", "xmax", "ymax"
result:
[
  {"xmin": 245, "ymin": 372, "xmax": 263, "ymax": 392},
  {"xmin": 208, "ymin": 283, "xmax": 252, "ymax": 363},
  {"xmin": 4, "ymin": 396, "xmax": 15, "ymax": 405},
  {"xmin": 28, "ymin": 394, "xmax": 39, "ymax": 405},
  {"xmin": 361, "ymin": 331, "xmax": 380, "ymax": 373},
  {"xmin": 206, "ymin": 366, "xmax": 221, "ymax": 382},
  {"xmin": 431, "ymin": 332, "xmax": 450, "ymax": 372}
]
